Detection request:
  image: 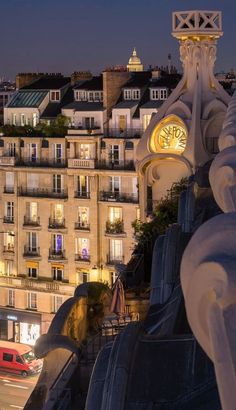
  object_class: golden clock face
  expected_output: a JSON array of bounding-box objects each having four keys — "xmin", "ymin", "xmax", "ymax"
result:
[{"xmin": 157, "ymin": 123, "xmax": 187, "ymax": 152}]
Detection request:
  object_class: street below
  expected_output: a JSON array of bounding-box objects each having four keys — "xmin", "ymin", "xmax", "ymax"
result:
[{"xmin": 0, "ymin": 372, "xmax": 39, "ymax": 410}]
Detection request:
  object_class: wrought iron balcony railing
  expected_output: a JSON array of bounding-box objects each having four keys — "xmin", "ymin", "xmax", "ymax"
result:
[
  {"xmin": 23, "ymin": 216, "xmax": 40, "ymax": 227},
  {"xmin": 23, "ymin": 246, "xmax": 40, "ymax": 257},
  {"xmin": 106, "ymin": 254, "xmax": 124, "ymax": 265},
  {"xmin": 3, "ymin": 216, "xmax": 14, "ymax": 224},
  {"xmin": 3, "ymin": 186, "xmax": 14, "ymax": 194},
  {"xmin": 74, "ymin": 191, "xmax": 90, "ymax": 199},
  {"xmin": 3, "ymin": 245, "xmax": 14, "ymax": 253},
  {"xmin": 18, "ymin": 187, "xmax": 68, "ymax": 199},
  {"xmin": 74, "ymin": 222, "xmax": 90, "ymax": 230},
  {"xmin": 16, "ymin": 158, "xmax": 67, "ymax": 168},
  {"xmin": 75, "ymin": 253, "xmax": 90, "ymax": 262},
  {"xmin": 48, "ymin": 248, "xmax": 66, "ymax": 260},
  {"xmin": 103, "ymin": 128, "xmax": 142, "ymax": 138},
  {"xmin": 99, "ymin": 191, "xmax": 138, "ymax": 204},
  {"xmin": 48, "ymin": 217, "xmax": 66, "ymax": 229}
]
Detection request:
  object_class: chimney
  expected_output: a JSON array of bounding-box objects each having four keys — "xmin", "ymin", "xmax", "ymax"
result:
[
  {"xmin": 70, "ymin": 71, "xmax": 93, "ymax": 86},
  {"xmin": 103, "ymin": 70, "xmax": 131, "ymax": 125}
]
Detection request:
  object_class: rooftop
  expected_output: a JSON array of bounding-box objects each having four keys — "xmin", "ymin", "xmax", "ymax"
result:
[
  {"xmin": 7, "ymin": 90, "xmax": 48, "ymax": 108},
  {"xmin": 22, "ymin": 76, "xmax": 71, "ymax": 90},
  {"xmin": 74, "ymin": 76, "xmax": 103, "ymax": 91}
]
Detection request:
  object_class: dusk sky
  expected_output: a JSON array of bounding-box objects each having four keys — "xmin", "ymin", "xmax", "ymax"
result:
[{"xmin": 1, "ymin": 0, "xmax": 236, "ymax": 80}]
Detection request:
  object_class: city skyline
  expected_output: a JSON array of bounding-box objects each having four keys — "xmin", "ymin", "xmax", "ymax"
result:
[{"xmin": 1, "ymin": 0, "xmax": 236, "ymax": 80}]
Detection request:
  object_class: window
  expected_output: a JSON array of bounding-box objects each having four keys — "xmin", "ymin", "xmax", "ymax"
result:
[
  {"xmin": 21, "ymin": 114, "xmax": 25, "ymax": 126},
  {"xmin": 110, "ymin": 145, "xmax": 120, "ymax": 164},
  {"xmin": 160, "ymin": 89, "xmax": 168, "ymax": 100},
  {"xmin": 52, "ymin": 266, "xmax": 64, "ymax": 281},
  {"xmin": 52, "ymin": 295, "xmax": 63, "ymax": 312},
  {"xmin": 32, "ymin": 113, "xmax": 38, "ymax": 127},
  {"xmin": 79, "ymin": 144, "xmax": 91, "ymax": 159},
  {"xmin": 132, "ymin": 89, "xmax": 140, "ymax": 100},
  {"xmin": 75, "ymin": 238, "xmax": 90, "ymax": 260},
  {"xmin": 83, "ymin": 117, "xmax": 95, "ymax": 129},
  {"xmin": 109, "ymin": 176, "xmax": 120, "ymax": 193},
  {"xmin": 27, "ymin": 173, "xmax": 39, "ymax": 189},
  {"xmin": 27, "ymin": 292, "xmax": 37, "ymax": 310},
  {"xmin": 78, "ymin": 207, "xmax": 89, "ymax": 227},
  {"xmin": 88, "ymin": 92, "xmax": 94, "ymax": 102},
  {"xmin": 109, "ymin": 239, "xmax": 123, "ymax": 262},
  {"xmin": 50, "ymin": 91, "xmax": 60, "ymax": 101},
  {"xmin": 94, "ymin": 91, "xmax": 100, "ymax": 101},
  {"xmin": 143, "ymin": 114, "xmax": 152, "ymax": 131},
  {"xmin": 12, "ymin": 113, "xmax": 17, "ymax": 126},
  {"xmin": 8, "ymin": 289, "xmax": 15, "ymax": 307},
  {"xmin": 26, "ymin": 202, "xmax": 38, "ymax": 222},
  {"xmin": 8, "ymin": 143, "xmax": 16, "ymax": 157},
  {"xmin": 54, "ymin": 144, "xmax": 62, "ymax": 163},
  {"xmin": 53, "ymin": 174, "xmax": 63, "ymax": 193},
  {"xmin": 27, "ymin": 263, "xmax": 38, "ymax": 278},
  {"xmin": 52, "ymin": 233, "xmax": 63, "ymax": 252},
  {"xmin": 5, "ymin": 260, "xmax": 13, "ymax": 276},
  {"xmin": 16, "ymin": 355, "xmax": 23, "ymax": 364},
  {"xmin": 75, "ymin": 90, "xmax": 86, "ymax": 101},
  {"xmin": 5, "ymin": 172, "xmax": 14, "ymax": 193},
  {"xmin": 53, "ymin": 204, "xmax": 64, "ymax": 222},
  {"xmin": 5, "ymin": 201, "xmax": 14, "ymax": 222},
  {"xmin": 4, "ymin": 232, "xmax": 14, "ymax": 252},
  {"xmin": 118, "ymin": 115, "xmax": 127, "ymax": 132},
  {"xmin": 151, "ymin": 89, "xmax": 159, "ymax": 100},
  {"xmin": 124, "ymin": 89, "xmax": 132, "ymax": 100},
  {"xmin": 29, "ymin": 143, "xmax": 37, "ymax": 162},
  {"xmin": 3, "ymin": 353, "xmax": 13, "ymax": 362},
  {"xmin": 77, "ymin": 175, "xmax": 89, "ymax": 197},
  {"xmin": 82, "ymin": 272, "xmax": 89, "ymax": 283},
  {"xmin": 27, "ymin": 232, "xmax": 38, "ymax": 252},
  {"xmin": 109, "ymin": 207, "xmax": 122, "ymax": 222}
]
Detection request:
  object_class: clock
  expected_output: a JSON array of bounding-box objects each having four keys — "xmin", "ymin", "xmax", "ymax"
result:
[
  {"xmin": 157, "ymin": 123, "xmax": 187, "ymax": 152},
  {"xmin": 150, "ymin": 116, "xmax": 188, "ymax": 154}
]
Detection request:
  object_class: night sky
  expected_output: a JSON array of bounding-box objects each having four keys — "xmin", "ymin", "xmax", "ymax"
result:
[{"xmin": 1, "ymin": 0, "xmax": 236, "ymax": 80}]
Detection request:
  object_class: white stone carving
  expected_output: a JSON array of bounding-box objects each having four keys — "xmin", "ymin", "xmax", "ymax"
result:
[
  {"xmin": 172, "ymin": 11, "xmax": 222, "ymax": 36},
  {"xmin": 181, "ymin": 214, "xmax": 236, "ymax": 410}
]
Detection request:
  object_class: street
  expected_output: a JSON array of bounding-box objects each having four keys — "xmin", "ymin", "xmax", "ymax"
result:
[{"xmin": 0, "ymin": 372, "xmax": 39, "ymax": 410}]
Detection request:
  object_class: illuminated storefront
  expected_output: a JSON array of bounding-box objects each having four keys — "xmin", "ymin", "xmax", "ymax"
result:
[{"xmin": 0, "ymin": 307, "xmax": 41, "ymax": 346}]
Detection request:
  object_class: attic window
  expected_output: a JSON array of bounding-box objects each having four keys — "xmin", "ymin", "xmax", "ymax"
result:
[
  {"xmin": 150, "ymin": 88, "xmax": 168, "ymax": 100},
  {"xmin": 124, "ymin": 89, "xmax": 140, "ymax": 100},
  {"xmin": 125, "ymin": 141, "xmax": 134, "ymax": 150},
  {"xmin": 75, "ymin": 91, "xmax": 87, "ymax": 101},
  {"xmin": 50, "ymin": 91, "xmax": 60, "ymax": 102}
]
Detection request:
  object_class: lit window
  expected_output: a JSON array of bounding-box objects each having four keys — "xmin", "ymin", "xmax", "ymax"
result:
[
  {"xmin": 12, "ymin": 113, "xmax": 17, "ymax": 126},
  {"xmin": 27, "ymin": 292, "xmax": 37, "ymax": 310},
  {"xmin": 159, "ymin": 89, "xmax": 168, "ymax": 100},
  {"xmin": 27, "ymin": 262, "xmax": 38, "ymax": 278},
  {"xmin": 75, "ymin": 238, "xmax": 90, "ymax": 260},
  {"xmin": 82, "ymin": 272, "xmax": 89, "ymax": 283},
  {"xmin": 109, "ymin": 207, "xmax": 122, "ymax": 222},
  {"xmin": 109, "ymin": 239, "xmax": 123, "ymax": 262},
  {"xmin": 143, "ymin": 114, "xmax": 152, "ymax": 130},
  {"xmin": 4, "ymin": 231, "xmax": 14, "ymax": 252},
  {"xmin": 78, "ymin": 207, "xmax": 89, "ymax": 227},
  {"xmin": 88, "ymin": 92, "xmax": 94, "ymax": 102},
  {"xmin": 21, "ymin": 114, "xmax": 25, "ymax": 126},
  {"xmin": 109, "ymin": 176, "xmax": 120, "ymax": 193}
]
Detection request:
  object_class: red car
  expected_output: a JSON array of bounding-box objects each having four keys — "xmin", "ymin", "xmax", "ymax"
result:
[{"xmin": 0, "ymin": 341, "xmax": 42, "ymax": 377}]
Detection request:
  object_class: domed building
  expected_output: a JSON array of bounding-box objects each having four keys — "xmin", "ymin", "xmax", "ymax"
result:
[{"xmin": 127, "ymin": 48, "xmax": 144, "ymax": 72}]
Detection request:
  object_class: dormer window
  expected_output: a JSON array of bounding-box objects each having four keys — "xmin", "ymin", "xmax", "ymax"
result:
[
  {"xmin": 150, "ymin": 88, "xmax": 168, "ymax": 100},
  {"xmin": 88, "ymin": 92, "xmax": 94, "ymax": 102},
  {"xmin": 75, "ymin": 90, "xmax": 87, "ymax": 101},
  {"xmin": 123, "ymin": 89, "xmax": 140, "ymax": 100},
  {"xmin": 74, "ymin": 90, "xmax": 103, "ymax": 102},
  {"xmin": 50, "ymin": 91, "xmax": 60, "ymax": 102}
]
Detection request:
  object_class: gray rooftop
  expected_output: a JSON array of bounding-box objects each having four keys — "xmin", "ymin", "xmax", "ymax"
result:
[{"xmin": 7, "ymin": 90, "xmax": 48, "ymax": 108}]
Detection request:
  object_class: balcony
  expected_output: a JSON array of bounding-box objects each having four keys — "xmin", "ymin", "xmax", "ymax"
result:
[
  {"xmin": 3, "ymin": 186, "xmax": 14, "ymax": 194},
  {"xmin": 16, "ymin": 158, "xmax": 67, "ymax": 168},
  {"xmin": 106, "ymin": 254, "xmax": 124, "ymax": 265},
  {"xmin": 105, "ymin": 219, "xmax": 125, "ymax": 236},
  {"xmin": 3, "ymin": 244, "xmax": 14, "ymax": 253},
  {"xmin": 75, "ymin": 253, "xmax": 90, "ymax": 263},
  {"xmin": 48, "ymin": 217, "xmax": 66, "ymax": 229},
  {"xmin": 67, "ymin": 127, "xmax": 102, "ymax": 136},
  {"xmin": 23, "ymin": 246, "xmax": 40, "ymax": 258},
  {"xmin": 103, "ymin": 128, "xmax": 142, "ymax": 139},
  {"xmin": 74, "ymin": 191, "xmax": 90, "ymax": 199},
  {"xmin": 23, "ymin": 216, "xmax": 41, "ymax": 227},
  {"xmin": 18, "ymin": 187, "xmax": 68, "ymax": 199},
  {"xmin": 99, "ymin": 191, "xmax": 139, "ymax": 204},
  {"xmin": 68, "ymin": 158, "xmax": 95, "ymax": 169},
  {"xmin": 3, "ymin": 216, "xmax": 14, "ymax": 224},
  {"xmin": 0, "ymin": 156, "xmax": 16, "ymax": 166},
  {"xmin": 74, "ymin": 222, "xmax": 90, "ymax": 231},
  {"xmin": 48, "ymin": 248, "xmax": 66, "ymax": 261},
  {"xmin": 0, "ymin": 275, "xmax": 75, "ymax": 296},
  {"xmin": 96, "ymin": 160, "xmax": 135, "ymax": 171}
]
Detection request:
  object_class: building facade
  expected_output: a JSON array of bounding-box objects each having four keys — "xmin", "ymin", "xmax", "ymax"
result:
[{"xmin": 0, "ymin": 66, "xmax": 179, "ymax": 343}]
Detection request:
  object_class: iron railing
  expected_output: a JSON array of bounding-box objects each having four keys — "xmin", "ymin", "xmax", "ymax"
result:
[
  {"xmin": 23, "ymin": 246, "xmax": 40, "ymax": 257},
  {"xmin": 75, "ymin": 253, "xmax": 90, "ymax": 262},
  {"xmin": 3, "ymin": 186, "xmax": 14, "ymax": 194},
  {"xmin": 104, "ymin": 128, "xmax": 142, "ymax": 138},
  {"xmin": 18, "ymin": 187, "xmax": 68, "ymax": 199},
  {"xmin": 16, "ymin": 158, "xmax": 67, "ymax": 168},
  {"xmin": 74, "ymin": 222, "xmax": 90, "ymax": 230},
  {"xmin": 96, "ymin": 160, "xmax": 135, "ymax": 171},
  {"xmin": 74, "ymin": 191, "xmax": 90, "ymax": 199},
  {"xmin": 48, "ymin": 217, "xmax": 66, "ymax": 229},
  {"xmin": 106, "ymin": 254, "xmax": 124, "ymax": 265},
  {"xmin": 3, "ymin": 216, "xmax": 14, "ymax": 224},
  {"xmin": 49, "ymin": 248, "xmax": 66, "ymax": 260},
  {"xmin": 23, "ymin": 216, "xmax": 40, "ymax": 226},
  {"xmin": 99, "ymin": 191, "xmax": 138, "ymax": 203}
]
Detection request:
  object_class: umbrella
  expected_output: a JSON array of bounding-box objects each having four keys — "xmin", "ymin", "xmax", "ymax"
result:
[{"xmin": 110, "ymin": 277, "xmax": 125, "ymax": 317}]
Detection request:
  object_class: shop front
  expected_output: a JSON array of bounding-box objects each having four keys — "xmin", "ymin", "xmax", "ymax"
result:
[{"xmin": 0, "ymin": 307, "xmax": 41, "ymax": 346}]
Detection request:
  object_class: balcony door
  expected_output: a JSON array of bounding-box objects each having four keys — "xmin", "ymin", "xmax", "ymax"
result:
[
  {"xmin": 53, "ymin": 174, "xmax": 63, "ymax": 193},
  {"xmin": 53, "ymin": 204, "xmax": 64, "ymax": 223},
  {"xmin": 109, "ymin": 176, "xmax": 120, "ymax": 193},
  {"xmin": 28, "ymin": 232, "xmax": 38, "ymax": 252},
  {"xmin": 83, "ymin": 117, "xmax": 94, "ymax": 130},
  {"xmin": 26, "ymin": 202, "xmax": 38, "ymax": 222},
  {"xmin": 109, "ymin": 239, "xmax": 123, "ymax": 262},
  {"xmin": 110, "ymin": 145, "xmax": 120, "ymax": 165},
  {"xmin": 54, "ymin": 144, "xmax": 62, "ymax": 163},
  {"xmin": 76, "ymin": 237, "xmax": 90, "ymax": 260},
  {"xmin": 52, "ymin": 234, "xmax": 63, "ymax": 253},
  {"xmin": 28, "ymin": 143, "xmax": 37, "ymax": 163},
  {"xmin": 27, "ymin": 173, "xmax": 39, "ymax": 190},
  {"xmin": 77, "ymin": 176, "xmax": 89, "ymax": 197}
]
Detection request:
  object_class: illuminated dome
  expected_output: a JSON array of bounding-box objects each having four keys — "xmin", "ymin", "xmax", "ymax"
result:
[{"xmin": 127, "ymin": 48, "xmax": 144, "ymax": 72}]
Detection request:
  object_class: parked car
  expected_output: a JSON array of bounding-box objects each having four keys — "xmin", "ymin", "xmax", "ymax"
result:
[{"xmin": 0, "ymin": 341, "xmax": 42, "ymax": 377}]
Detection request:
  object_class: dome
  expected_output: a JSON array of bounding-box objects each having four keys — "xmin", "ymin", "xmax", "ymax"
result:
[{"xmin": 128, "ymin": 48, "xmax": 141, "ymax": 65}]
